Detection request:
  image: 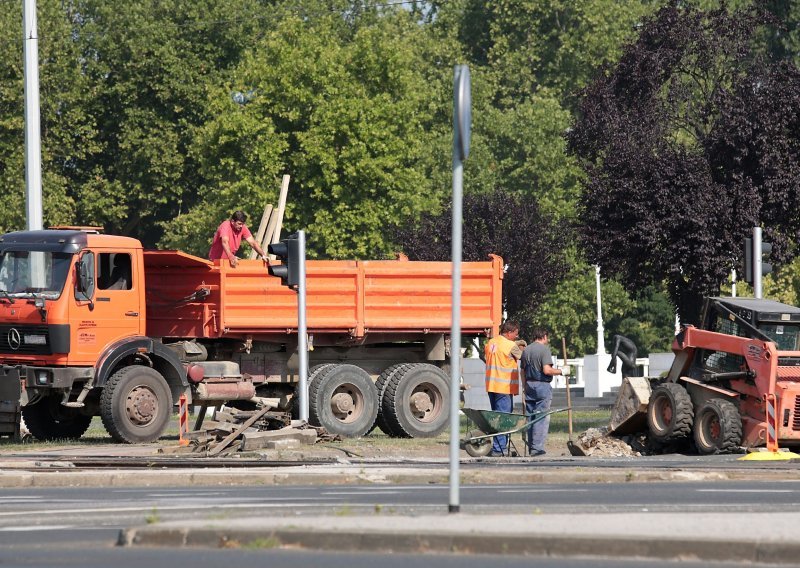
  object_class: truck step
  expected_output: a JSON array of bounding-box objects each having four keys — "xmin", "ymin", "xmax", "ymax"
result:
[{"xmin": 61, "ymin": 402, "xmax": 85, "ymax": 408}]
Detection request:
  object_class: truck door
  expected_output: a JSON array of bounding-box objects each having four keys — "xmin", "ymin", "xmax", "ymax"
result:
[{"xmin": 69, "ymin": 250, "xmax": 143, "ymax": 365}]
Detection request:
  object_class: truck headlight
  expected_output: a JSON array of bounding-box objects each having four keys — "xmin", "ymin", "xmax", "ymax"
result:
[{"xmin": 36, "ymin": 371, "xmax": 48, "ymax": 385}]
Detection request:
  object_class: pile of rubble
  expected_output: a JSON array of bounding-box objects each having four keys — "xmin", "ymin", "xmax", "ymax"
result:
[
  {"xmin": 575, "ymin": 427, "xmax": 666, "ymax": 457},
  {"xmin": 164, "ymin": 406, "xmax": 336, "ymax": 456}
]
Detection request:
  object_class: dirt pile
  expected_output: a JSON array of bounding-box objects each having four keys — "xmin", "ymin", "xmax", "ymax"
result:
[
  {"xmin": 576, "ymin": 427, "xmax": 639, "ymax": 457},
  {"xmin": 575, "ymin": 427, "xmax": 666, "ymax": 457}
]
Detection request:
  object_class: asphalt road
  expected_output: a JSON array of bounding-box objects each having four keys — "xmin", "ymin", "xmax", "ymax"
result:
[
  {"xmin": 1, "ymin": 480, "xmax": 800, "ymax": 531},
  {"xmin": 2, "ymin": 482, "xmax": 798, "ymax": 567}
]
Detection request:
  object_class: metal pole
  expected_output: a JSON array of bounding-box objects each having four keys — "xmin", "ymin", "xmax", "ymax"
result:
[
  {"xmin": 731, "ymin": 269, "xmax": 737, "ymax": 298},
  {"xmin": 595, "ymin": 265, "xmax": 605, "ymax": 355},
  {"xmin": 753, "ymin": 227, "xmax": 763, "ymax": 299},
  {"xmin": 23, "ymin": 0, "xmax": 43, "ymax": 230},
  {"xmin": 449, "ymin": 145, "xmax": 463, "ymax": 515},
  {"xmin": 297, "ymin": 230, "xmax": 308, "ymax": 422},
  {"xmin": 449, "ymin": 64, "xmax": 470, "ymax": 515}
]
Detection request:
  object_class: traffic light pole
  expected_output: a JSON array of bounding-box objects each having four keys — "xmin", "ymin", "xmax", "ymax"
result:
[
  {"xmin": 754, "ymin": 227, "xmax": 763, "ymax": 299},
  {"xmin": 297, "ymin": 230, "xmax": 309, "ymax": 422}
]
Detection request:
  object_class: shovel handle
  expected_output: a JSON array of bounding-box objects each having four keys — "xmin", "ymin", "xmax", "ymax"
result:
[{"xmin": 562, "ymin": 337, "xmax": 573, "ymax": 439}]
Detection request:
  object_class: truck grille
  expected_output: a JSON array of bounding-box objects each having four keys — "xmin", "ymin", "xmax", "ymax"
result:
[{"xmin": 0, "ymin": 325, "xmax": 51, "ymax": 355}]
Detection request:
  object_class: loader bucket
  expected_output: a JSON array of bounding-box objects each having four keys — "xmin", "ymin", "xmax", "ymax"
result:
[{"xmin": 608, "ymin": 376, "xmax": 653, "ymax": 435}]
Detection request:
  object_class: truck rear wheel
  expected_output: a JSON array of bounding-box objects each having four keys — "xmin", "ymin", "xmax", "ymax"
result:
[
  {"xmin": 693, "ymin": 398, "xmax": 742, "ymax": 454},
  {"xmin": 647, "ymin": 382, "xmax": 693, "ymax": 443},
  {"xmin": 382, "ymin": 364, "xmax": 450, "ymax": 438},
  {"xmin": 22, "ymin": 396, "xmax": 92, "ymax": 441},
  {"xmin": 100, "ymin": 366, "xmax": 172, "ymax": 444},
  {"xmin": 308, "ymin": 364, "xmax": 377, "ymax": 437},
  {"xmin": 372, "ymin": 363, "xmax": 412, "ymax": 436}
]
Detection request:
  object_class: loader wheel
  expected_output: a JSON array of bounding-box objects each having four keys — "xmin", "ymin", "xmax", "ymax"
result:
[
  {"xmin": 382, "ymin": 364, "xmax": 450, "ymax": 438},
  {"xmin": 308, "ymin": 364, "xmax": 377, "ymax": 438},
  {"xmin": 647, "ymin": 382, "xmax": 693, "ymax": 443},
  {"xmin": 464, "ymin": 429, "xmax": 492, "ymax": 457},
  {"xmin": 22, "ymin": 395, "xmax": 92, "ymax": 441},
  {"xmin": 693, "ymin": 398, "xmax": 742, "ymax": 455},
  {"xmin": 100, "ymin": 366, "xmax": 172, "ymax": 444},
  {"xmin": 372, "ymin": 363, "xmax": 413, "ymax": 436}
]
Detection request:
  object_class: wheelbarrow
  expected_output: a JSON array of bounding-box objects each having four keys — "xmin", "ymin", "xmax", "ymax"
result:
[{"xmin": 461, "ymin": 407, "xmax": 569, "ymax": 457}]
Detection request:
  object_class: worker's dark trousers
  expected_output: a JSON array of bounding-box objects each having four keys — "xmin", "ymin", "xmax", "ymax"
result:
[
  {"xmin": 488, "ymin": 392, "xmax": 513, "ymax": 455},
  {"xmin": 525, "ymin": 381, "xmax": 553, "ymax": 453}
]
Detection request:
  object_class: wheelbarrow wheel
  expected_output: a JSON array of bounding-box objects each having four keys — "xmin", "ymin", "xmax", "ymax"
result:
[{"xmin": 464, "ymin": 429, "xmax": 492, "ymax": 457}]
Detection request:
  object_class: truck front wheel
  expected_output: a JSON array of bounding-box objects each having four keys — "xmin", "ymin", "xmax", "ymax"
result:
[
  {"xmin": 22, "ymin": 395, "xmax": 92, "ymax": 441},
  {"xmin": 308, "ymin": 364, "xmax": 377, "ymax": 438},
  {"xmin": 100, "ymin": 366, "xmax": 172, "ymax": 444}
]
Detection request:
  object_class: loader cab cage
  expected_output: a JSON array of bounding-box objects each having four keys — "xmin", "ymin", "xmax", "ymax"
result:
[{"xmin": 698, "ymin": 297, "xmax": 800, "ymax": 373}]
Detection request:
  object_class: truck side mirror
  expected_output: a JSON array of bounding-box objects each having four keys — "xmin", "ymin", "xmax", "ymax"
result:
[{"xmin": 75, "ymin": 252, "xmax": 95, "ymax": 307}]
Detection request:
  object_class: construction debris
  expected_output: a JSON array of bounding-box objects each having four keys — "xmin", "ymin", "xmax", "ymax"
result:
[{"xmin": 163, "ymin": 406, "xmax": 333, "ymax": 456}]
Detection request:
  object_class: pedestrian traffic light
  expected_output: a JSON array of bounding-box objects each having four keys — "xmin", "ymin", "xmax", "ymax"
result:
[
  {"xmin": 268, "ymin": 232, "xmax": 301, "ymax": 288},
  {"xmin": 743, "ymin": 236, "xmax": 773, "ymax": 285}
]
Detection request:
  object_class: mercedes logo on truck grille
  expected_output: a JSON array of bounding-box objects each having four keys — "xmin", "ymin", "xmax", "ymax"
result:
[{"xmin": 8, "ymin": 328, "xmax": 20, "ymax": 350}]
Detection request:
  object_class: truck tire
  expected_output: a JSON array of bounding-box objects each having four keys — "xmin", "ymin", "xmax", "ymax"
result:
[
  {"xmin": 372, "ymin": 363, "xmax": 412, "ymax": 436},
  {"xmin": 22, "ymin": 396, "xmax": 92, "ymax": 441},
  {"xmin": 292, "ymin": 364, "xmax": 336, "ymax": 419},
  {"xmin": 647, "ymin": 382, "xmax": 693, "ymax": 443},
  {"xmin": 100, "ymin": 366, "xmax": 172, "ymax": 444},
  {"xmin": 382, "ymin": 364, "xmax": 450, "ymax": 438},
  {"xmin": 693, "ymin": 398, "xmax": 742, "ymax": 455},
  {"xmin": 308, "ymin": 364, "xmax": 378, "ymax": 438}
]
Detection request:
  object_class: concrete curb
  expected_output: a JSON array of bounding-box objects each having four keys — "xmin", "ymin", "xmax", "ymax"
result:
[
  {"xmin": 119, "ymin": 524, "xmax": 800, "ymax": 564},
  {"xmin": 0, "ymin": 464, "xmax": 793, "ymax": 488}
]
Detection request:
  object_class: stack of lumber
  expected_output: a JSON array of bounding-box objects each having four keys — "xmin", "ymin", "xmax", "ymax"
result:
[{"xmin": 169, "ymin": 405, "xmax": 329, "ymax": 456}]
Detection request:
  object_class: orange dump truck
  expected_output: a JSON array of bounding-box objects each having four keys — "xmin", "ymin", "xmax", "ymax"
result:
[{"xmin": 0, "ymin": 228, "xmax": 502, "ymax": 443}]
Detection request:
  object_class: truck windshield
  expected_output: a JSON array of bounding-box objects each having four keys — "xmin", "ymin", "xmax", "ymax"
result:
[{"xmin": 0, "ymin": 250, "xmax": 72, "ymax": 300}]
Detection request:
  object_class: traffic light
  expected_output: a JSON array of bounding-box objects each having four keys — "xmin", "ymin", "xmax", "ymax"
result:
[
  {"xmin": 743, "ymin": 236, "xmax": 773, "ymax": 285},
  {"xmin": 268, "ymin": 232, "xmax": 301, "ymax": 288}
]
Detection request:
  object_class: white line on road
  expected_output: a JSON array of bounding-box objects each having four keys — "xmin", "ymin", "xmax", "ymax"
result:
[
  {"xmin": 497, "ymin": 489, "xmax": 589, "ymax": 493},
  {"xmin": 0, "ymin": 501, "xmax": 343, "ymax": 519},
  {"xmin": 695, "ymin": 489, "xmax": 796, "ymax": 493},
  {"xmin": 321, "ymin": 491, "xmax": 403, "ymax": 496}
]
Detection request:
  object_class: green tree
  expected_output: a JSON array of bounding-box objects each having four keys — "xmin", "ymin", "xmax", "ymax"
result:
[
  {"xmin": 165, "ymin": 6, "xmax": 444, "ymax": 258},
  {"xmin": 0, "ymin": 0, "xmax": 97, "ymax": 232},
  {"xmin": 70, "ymin": 0, "xmax": 267, "ymax": 244}
]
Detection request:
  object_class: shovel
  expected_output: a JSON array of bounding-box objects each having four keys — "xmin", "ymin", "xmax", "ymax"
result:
[{"xmin": 562, "ymin": 337, "xmax": 586, "ymax": 456}]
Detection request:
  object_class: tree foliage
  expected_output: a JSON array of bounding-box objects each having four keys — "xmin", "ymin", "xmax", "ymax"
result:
[
  {"xmin": 392, "ymin": 190, "xmax": 570, "ymax": 336},
  {"xmin": 568, "ymin": 3, "xmax": 800, "ymax": 322},
  {"xmin": 162, "ymin": 5, "xmax": 446, "ymax": 258}
]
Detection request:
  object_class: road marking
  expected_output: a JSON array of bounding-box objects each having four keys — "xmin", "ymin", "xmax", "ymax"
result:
[
  {"xmin": 0, "ymin": 501, "xmax": 347, "ymax": 518},
  {"xmin": 497, "ymin": 489, "xmax": 589, "ymax": 493},
  {"xmin": 0, "ymin": 525, "xmax": 72, "ymax": 531},
  {"xmin": 696, "ymin": 489, "xmax": 795, "ymax": 493},
  {"xmin": 321, "ymin": 490, "xmax": 403, "ymax": 496}
]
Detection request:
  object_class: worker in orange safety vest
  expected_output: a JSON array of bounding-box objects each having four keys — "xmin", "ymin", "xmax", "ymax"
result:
[{"xmin": 484, "ymin": 320, "xmax": 523, "ymax": 457}]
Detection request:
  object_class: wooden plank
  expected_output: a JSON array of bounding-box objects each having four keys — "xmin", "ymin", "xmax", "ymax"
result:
[
  {"xmin": 268, "ymin": 174, "xmax": 291, "ymax": 257},
  {"xmin": 249, "ymin": 204, "xmax": 273, "ymax": 259},
  {"xmin": 261, "ymin": 209, "xmax": 279, "ymax": 258},
  {"xmin": 207, "ymin": 405, "xmax": 272, "ymax": 456}
]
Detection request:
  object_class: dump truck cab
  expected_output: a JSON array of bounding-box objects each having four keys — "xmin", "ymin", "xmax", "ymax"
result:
[{"xmin": 0, "ymin": 228, "xmax": 186, "ymax": 443}]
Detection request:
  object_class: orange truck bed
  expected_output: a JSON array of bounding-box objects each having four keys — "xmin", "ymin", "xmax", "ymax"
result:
[{"xmin": 143, "ymin": 251, "xmax": 503, "ymax": 341}]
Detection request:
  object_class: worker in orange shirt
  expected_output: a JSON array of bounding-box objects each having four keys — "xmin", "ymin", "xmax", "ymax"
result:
[{"xmin": 484, "ymin": 320, "xmax": 523, "ymax": 457}]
